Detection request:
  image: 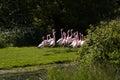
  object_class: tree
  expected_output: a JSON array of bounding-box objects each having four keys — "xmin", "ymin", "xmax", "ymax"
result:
[{"xmin": 0, "ymin": 0, "xmax": 119, "ymax": 47}]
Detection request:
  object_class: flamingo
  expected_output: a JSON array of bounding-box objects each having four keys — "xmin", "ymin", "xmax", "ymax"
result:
[
  {"xmin": 47, "ymin": 34, "xmax": 52, "ymax": 43},
  {"xmin": 66, "ymin": 29, "xmax": 73, "ymax": 44},
  {"xmin": 38, "ymin": 36, "xmax": 45, "ymax": 48},
  {"xmin": 38, "ymin": 35, "xmax": 49, "ymax": 48},
  {"xmin": 48, "ymin": 29, "xmax": 56, "ymax": 47},
  {"xmin": 38, "ymin": 28, "xmax": 85, "ymax": 48},
  {"xmin": 77, "ymin": 33, "xmax": 82, "ymax": 47},
  {"xmin": 77, "ymin": 33, "xmax": 85, "ymax": 46},
  {"xmin": 80, "ymin": 34, "xmax": 85, "ymax": 46},
  {"xmin": 70, "ymin": 32, "xmax": 78, "ymax": 47},
  {"xmin": 61, "ymin": 32, "xmax": 67, "ymax": 45},
  {"xmin": 56, "ymin": 29, "xmax": 64, "ymax": 45}
]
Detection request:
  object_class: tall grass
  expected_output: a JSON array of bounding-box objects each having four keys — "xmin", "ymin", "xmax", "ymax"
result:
[
  {"xmin": 0, "ymin": 62, "xmax": 119, "ymax": 80},
  {"xmin": 47, "ymin": 62, "xmax": 120, "ymax": 80}
]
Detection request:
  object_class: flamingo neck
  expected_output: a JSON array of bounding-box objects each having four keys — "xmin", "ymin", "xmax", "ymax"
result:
[
  {"xmin": 67, "ymin": 30, "xmax": 70, "ymax": 37},
  {"xmin": 53, "ymin": 32, "xmax": 56, "ymax": 40},
  {"xmin": 64, "ymin": 35, "xmax": 66, "ymax": 39},
  {"xmin": 42, "ymin": 37, "xmax": 44, "ymax": 41},
  {"xmin": 47, "ymin": 35, "xmax": 49, "ymax": 40},
  {"xmin": 63, "ymin": 32, "xmax": 66, "ymax": 39},
  {"xmin": 81, "ymin": 35, "xmax": 83, "ymax": 41},
  {"xmin": 70, "ymin": 30, "xmax": 73, "ymax": 37},
  {"xmin": 61, "ymin": 30, "xmax": 63, "ymax": 38}
]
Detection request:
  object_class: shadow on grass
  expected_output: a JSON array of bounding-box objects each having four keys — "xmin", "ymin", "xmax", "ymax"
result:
[{"xmin": 54, "ymin": 60, "xmax": 72, "ymax": 64}]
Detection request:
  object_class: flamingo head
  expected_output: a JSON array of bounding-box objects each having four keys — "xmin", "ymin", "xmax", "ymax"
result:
[
  {"xmin": 42, "ymin": 36, "xmax": 44, "ymax": 40},
  {"xmin": 79, "ymin": 33, "xmax": 81, "ymax": 35},
  {"xmin": 61, "ymin": 28, "xmax": 63, "ymax": 31},
  {"xmin": 71, "ymin": 29, "xmax": 73, "ymax": 32},
  {"xmin": 73, "ymin": 32, "xmax": 76, "ymax": 36},
  {"xmin": 67, "ymin": 30, "xmax": 70, "ymax": 33},
  {"xmin": 52, "ymin": 29, "xmax": 55, "ymax": 33},
  {"xmin": 63, "ymin": 32, "xmax": 66, "ymax": 35},
  {"xmin": 81, "ymin": 34, "xmax": 83, "ymax": 37},
  {"xmin": 76, "ymin": 31, "xmax": 78, "ymax": 34}
]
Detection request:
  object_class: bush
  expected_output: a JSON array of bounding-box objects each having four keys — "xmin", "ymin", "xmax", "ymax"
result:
[
  {"xmin": 80, "ymin": 20, "xmax": 120, "ymax": 64},
  {"xmin": 0, "ymin": 27, "xmax": 42, "ymax": 48},
  {"xmin": 0, "ymin": 37, "xmax": 6, "ymax": 48},
  {"xmin": 0, "ymin": 29, "xmax": 14, "ymax": 48},
  {"xmin": 14, "ymin": 27, "xmax": 43, "ymax": 47}
]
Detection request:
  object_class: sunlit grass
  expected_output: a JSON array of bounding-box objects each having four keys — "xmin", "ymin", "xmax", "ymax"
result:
[{"xmin": 0, "ymin": 47, "xmax": 79, "ymax": 69}]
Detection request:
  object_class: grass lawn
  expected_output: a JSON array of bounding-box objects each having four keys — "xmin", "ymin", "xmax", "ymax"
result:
[{"xmin": 0, "ymin": 47, "xmax": 79, "ymax": 69}]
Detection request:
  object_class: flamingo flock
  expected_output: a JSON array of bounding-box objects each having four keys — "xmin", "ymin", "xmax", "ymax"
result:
[{"xmin": 38, "ymin": 29, "xmax": 85, "ymax": 48}]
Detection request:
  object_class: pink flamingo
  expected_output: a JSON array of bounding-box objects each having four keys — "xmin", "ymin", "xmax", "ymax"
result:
[
  {"xmin": 66, "ymin": 29, "xmax": 73, "ymax": 44},
  {"xmin": 61, "ymin": 32, "xmax": 67, "ymax": 45},
  {"xmin": 77, "ymin": 33, "xmax": 85, "ymax": 47}
]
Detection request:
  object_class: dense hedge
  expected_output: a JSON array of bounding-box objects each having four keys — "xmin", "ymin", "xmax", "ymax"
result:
[{"xmin": 80, "ymin": 20, "xmax": 120, "ymax": 64}]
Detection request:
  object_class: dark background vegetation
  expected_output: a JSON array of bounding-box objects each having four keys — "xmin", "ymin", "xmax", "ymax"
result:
[{"xmin": 0, "ymin": 0, "xmax": 120, "ymax": 47}]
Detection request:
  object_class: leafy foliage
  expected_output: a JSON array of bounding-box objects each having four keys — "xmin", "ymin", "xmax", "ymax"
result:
[
  {"xmin": 80, "ymin": 20, "xmax": 120, "ymax": 64},
  {"xmin": 0, "ymin": 29, "xmax": 14, "ymax": 48}
]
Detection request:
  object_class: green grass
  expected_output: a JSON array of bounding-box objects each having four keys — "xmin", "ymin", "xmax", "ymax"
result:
[
  {"xmin": 0, "ymin": 47, "xmax": 119, "ymax": 80},
  {"xmin": 0, "ymin": 47, "xmax": 79, "ymax": 69}
]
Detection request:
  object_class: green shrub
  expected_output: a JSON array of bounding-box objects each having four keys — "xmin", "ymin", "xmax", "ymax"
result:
[
  {"xmin": 0, "ymin": 29, "xmax": 14, "ymax": 48},
  {"xmin": 12, "ymin": 27, "xmax": 42, "ymax": 46},
  {"xmin": 0, "ymin": 27, "xmax": 41, "ymax": 48},
  {"xmin": 0, "ymin": 37, "xmax": 6, "ymax": 48},
  {"xmin": 80, "ymin": 20, "xmax": 120, "ymax": 64}
]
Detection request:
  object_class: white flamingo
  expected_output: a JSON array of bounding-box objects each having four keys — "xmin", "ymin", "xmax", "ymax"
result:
[
  {"xmin": 48, "ymin": 29, "xmax": 56, "ymax": 47},
  {"xmin": 80, "ymin": 34, "xmax": 85, "ymax": 46},
  {"xmin": 77, "ymin": 33, "xmax": 85, "ymax": 47},
  {"xmin": 77, "ymin": 33, "xmax": 82, "ymax": 47},
  {"xmin": 70, "ymin": 32, "xmax": 78, "ymax": 47},
  {"xmin": 56, "ymin": 29, "xmax": 64, "ymax": 45},
  {"xmin": 38, "ymin": 35, "xmax": 49, "ymax": 48}
]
